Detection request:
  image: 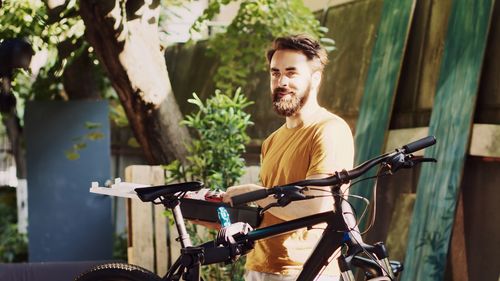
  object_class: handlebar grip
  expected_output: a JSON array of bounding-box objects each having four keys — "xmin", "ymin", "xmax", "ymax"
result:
[
  {"xmin": 231, "ymin": 189, "xmax": 269, "ymax": 206},
  {"xmin": 402, "ymin": 136, "xmax": 436, "ymax": 153}
]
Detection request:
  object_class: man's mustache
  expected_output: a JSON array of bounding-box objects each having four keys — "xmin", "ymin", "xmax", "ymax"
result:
[{"xmin": 273, "ymin": 87, "xmax": 294, "ymax": 99}]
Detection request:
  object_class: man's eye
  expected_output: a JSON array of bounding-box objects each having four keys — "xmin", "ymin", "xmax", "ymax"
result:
[
  {"xmin": 271, "ymin": 72, "xmax": 280, "ymax": 77},
  {"xmin": 287, "ymin": 72, "xmax": 297, "ymax": 77}
]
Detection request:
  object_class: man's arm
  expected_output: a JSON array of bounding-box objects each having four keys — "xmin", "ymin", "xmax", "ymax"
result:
[{"xmin": 223, "ymin": 174, "xmax": 337, "ymax": 221}]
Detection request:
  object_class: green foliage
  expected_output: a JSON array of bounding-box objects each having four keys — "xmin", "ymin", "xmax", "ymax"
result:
[
  {"xmin": 109, "ymin": 101, "xmax": 130, "ymax": 128},
  {"xmin": 165, "ymin": 88, "xmax": 253, "ymax": 190},
  {"xmin": 0, "ymin": 223, "xmax": 28, "ymax": 263},
  {"xmin": 65, "ymin": 122, "xmax": 105, "ymax": 160},
  {"xmin": 164, "ymin": 88, "xmax": 253, "ymax": 280},
  {"xmin": 113, "ymin": 232, "xmax": 128, "ymax": 261},
  {"xmin": 0, "ymin": 0, "xmax": 117, "ymax": 128},
  {"xmin": 0, "ymin": 0, "xmax": 137, "ymax": 152},
  {"xmin": 0, "ymin": 0, "xmax": 83, "ymax": 47},
  {"xmin": 0, "ymin": 192, "xmax": 28, "ymax": 263},
  {"xmin": 191, "ymin": 0, "xmax": 335, "ymax": 93},
  {"xmin": 0, "ymin": 0, "xmax": 87, "ymax": 101}
]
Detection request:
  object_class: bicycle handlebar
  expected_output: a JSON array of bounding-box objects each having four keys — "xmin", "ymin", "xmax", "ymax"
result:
[
  {"xmin": 231, "ymin": 188, "xmax": 270, "ymax": 206},
  {"xmin": 231, "ymin": 136, "xmax": 436, "ymax": 206},
  {"xmin": 402, "ymin": 135, "xmax": 436, "ymax": 154}
]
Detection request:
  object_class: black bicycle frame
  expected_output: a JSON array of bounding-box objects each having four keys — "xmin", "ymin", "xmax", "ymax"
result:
[
  {"xmin": 231, "ymin": 187, "xmax": 353, "ymax": 280},
  {"xmin": 164, "ymin": 185, "xmax": 356, "ymax": 281}
]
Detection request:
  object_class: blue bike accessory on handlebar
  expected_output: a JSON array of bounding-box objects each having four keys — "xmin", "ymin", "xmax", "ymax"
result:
[{"xmin": 217, "ymin": 207, "xmax": 231, "ymax": 227}]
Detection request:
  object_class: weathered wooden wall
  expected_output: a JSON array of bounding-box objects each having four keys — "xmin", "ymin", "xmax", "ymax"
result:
[
  {"xmin": 402, "ymin": 0, "xmax": 495, "ymax": 279},
  {"xmin": 350, "ymin": 0, "xmax": 416, "ymax": 221},
  {"xmin": 371, "ymin": 1, "xmax": 500, "ymax": 281}
]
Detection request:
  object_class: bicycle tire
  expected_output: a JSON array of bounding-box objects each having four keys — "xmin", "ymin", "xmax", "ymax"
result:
[{"xmin": 74, "ymin": 263, "xmax": 162, "ymax": 281}]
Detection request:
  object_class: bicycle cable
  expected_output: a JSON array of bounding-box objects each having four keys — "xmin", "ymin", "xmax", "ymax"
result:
[
  {"xmin": 348, "ymin": 230, "xmax": 394, "ymax": 280},
  {"xmin": 341, "ymin": 165, "xmax": 394, "ymax": 279},
  {"xmin": 340, "ymin": 195, "xmax": 363, "ymax": 232},
  {"xmin": 337, "ymin": 164, "xmax": 391, "ymax": 235},
  {"xmin": 314, "ymin": 168, "xmax": 389, "ymax": 255},
  {"xmin": 295, "ymin": 165, "xmax": 399, "ymax": 279},
  {"xmin": 360, "ymin": 165, "xmax": 386, "ymax": 235},
  {"xmin": 307, "ymin": 188, "xmax": 369, "ymax": 232},
  {"xmin": 294, "ymin": 164, "xmax": 390, "ymax": 235}
]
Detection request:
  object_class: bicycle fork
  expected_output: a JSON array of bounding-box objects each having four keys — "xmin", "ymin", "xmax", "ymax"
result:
[
  {"xmin": 340, "ymin": 241, "xmax": 395, "ymax": 281},
  {"xmin": 338, "ymin": 255, "xmax": 355, "ymax": 281}
]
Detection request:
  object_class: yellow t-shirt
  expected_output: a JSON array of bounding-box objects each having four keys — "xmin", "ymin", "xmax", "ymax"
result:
[{"xmin": 245, "ymin": 107, "xmax": 354, "ymax": 276}]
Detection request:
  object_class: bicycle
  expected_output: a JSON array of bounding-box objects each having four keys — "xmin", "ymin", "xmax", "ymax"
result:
[{"xmin": 75, "ymin": 136, "xmax": 437, "ymax": 281}]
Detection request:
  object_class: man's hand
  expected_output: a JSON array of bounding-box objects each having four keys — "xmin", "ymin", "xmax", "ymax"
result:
[
  {"xmin": 222, "ymin": 183, "xmax": 265, "ymax": 206},
  {"xmin": 189, "ymin": 219, "xmax": 221, "ymax": 230}
]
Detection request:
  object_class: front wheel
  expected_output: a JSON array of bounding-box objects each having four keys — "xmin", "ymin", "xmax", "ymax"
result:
[{"xmin": 75, "ymin": 263, "xmax": 162, "ymax": 281}]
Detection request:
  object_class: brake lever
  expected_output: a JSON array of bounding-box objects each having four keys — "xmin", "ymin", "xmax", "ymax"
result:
[
  {"xmin": 415, "ymin": 157, "xmax": 437, "ymax": 163},
  {"xmin": 259, "ymin": 188, "xmax": 313, "ymax": 215},
  {"xmin": 276, "ymin": 189, "xmax": 310, "ymax": 205},
  {"xmin": 259, "ymin": 202, "xmax": 280, "ymax": 215},
  {"xmin": 403, "ymin": 156, "xmax": 437, "ymax": 169}
]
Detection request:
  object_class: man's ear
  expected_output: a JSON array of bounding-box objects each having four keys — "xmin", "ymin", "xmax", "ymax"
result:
[{"xmin": 312, "ymin": 71, "xmax": 322, "ymax": 89}]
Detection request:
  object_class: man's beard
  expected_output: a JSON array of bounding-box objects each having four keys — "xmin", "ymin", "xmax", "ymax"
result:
[{"xmin": 272, "ymin": 84, "xmax": 310, "ymax": 117}]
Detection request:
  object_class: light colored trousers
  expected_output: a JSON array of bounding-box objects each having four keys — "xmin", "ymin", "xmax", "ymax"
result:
[{"xmin": 244, "ymin": 270, "xmax": 340, "ymax": 281}]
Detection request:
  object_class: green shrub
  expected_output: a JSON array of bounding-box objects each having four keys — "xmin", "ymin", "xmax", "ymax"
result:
[
  {"xmin": 165, "ymin": 88, "xmax": 253, "ymax": 190},
  {"xmin": 164, "ymin": 88, "xmax": 253, "ymax": 281},
  {"xmin": 112, "ymin": 232, "xmax": 128, "ymax": 261},
  {"xmin": 0, "ymin": 192, "xmax": 28, "ymax": 263}
]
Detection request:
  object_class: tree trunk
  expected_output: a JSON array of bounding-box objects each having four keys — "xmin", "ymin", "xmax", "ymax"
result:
[
  {"xmin": 0, "ymin": 75, "xmax": 26, "ymax": 179},
  {"xmin": 79, "ymin": 0, "xmax": 190, "ymax": 165},
  {"xmin": 62, "ymin": 47, "xmax": 101, "ymax": 100}
]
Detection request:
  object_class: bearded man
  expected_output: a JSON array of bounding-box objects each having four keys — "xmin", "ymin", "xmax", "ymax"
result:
[{"xmin": 223, "ymin": 34, "xmax": 355, "ymax": 281}]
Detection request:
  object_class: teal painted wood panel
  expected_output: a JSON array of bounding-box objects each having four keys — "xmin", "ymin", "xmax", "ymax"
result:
[
  {"xmin": 352, "ymin": 0, "xmax": 416, "ymax": 213},
  {"xmin": 401, "ymin": 1, "xmax": 496, "ymax": 281}
]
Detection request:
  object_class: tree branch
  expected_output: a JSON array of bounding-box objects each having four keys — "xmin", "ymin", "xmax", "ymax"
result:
[{"xmin": 79, "ymin": 0, "xmax": 190, "ymax": 164}]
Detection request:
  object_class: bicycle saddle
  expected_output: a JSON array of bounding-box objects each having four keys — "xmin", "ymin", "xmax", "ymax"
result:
[{"xmin": 135, "ymin": 181, "xmax": 204, "ymax": 202}]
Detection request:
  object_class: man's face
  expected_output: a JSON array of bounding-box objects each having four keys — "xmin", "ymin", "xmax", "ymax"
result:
[{"xmin": 269, "ymin": 50, "xmax": 315, "ymax": 117}]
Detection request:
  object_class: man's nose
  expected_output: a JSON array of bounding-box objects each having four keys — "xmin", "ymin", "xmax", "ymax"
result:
[{"xmin": 278, "ymin": 75, "xmax": 289, "ymax": 87}]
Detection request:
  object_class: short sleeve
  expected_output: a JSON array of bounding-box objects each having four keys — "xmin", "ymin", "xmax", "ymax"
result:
[
  {"xmin": 260, "ymin": 136, "xmax": 271, "ymax": 163},
  {"xmin": 306, "ymin": 119, "xmax": 354, "ymax": 178}
]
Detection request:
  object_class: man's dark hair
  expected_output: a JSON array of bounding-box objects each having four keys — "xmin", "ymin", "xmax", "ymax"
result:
[{"xmin": 266, "ymin": 34, "xmax": 329, "ymax": 72}]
